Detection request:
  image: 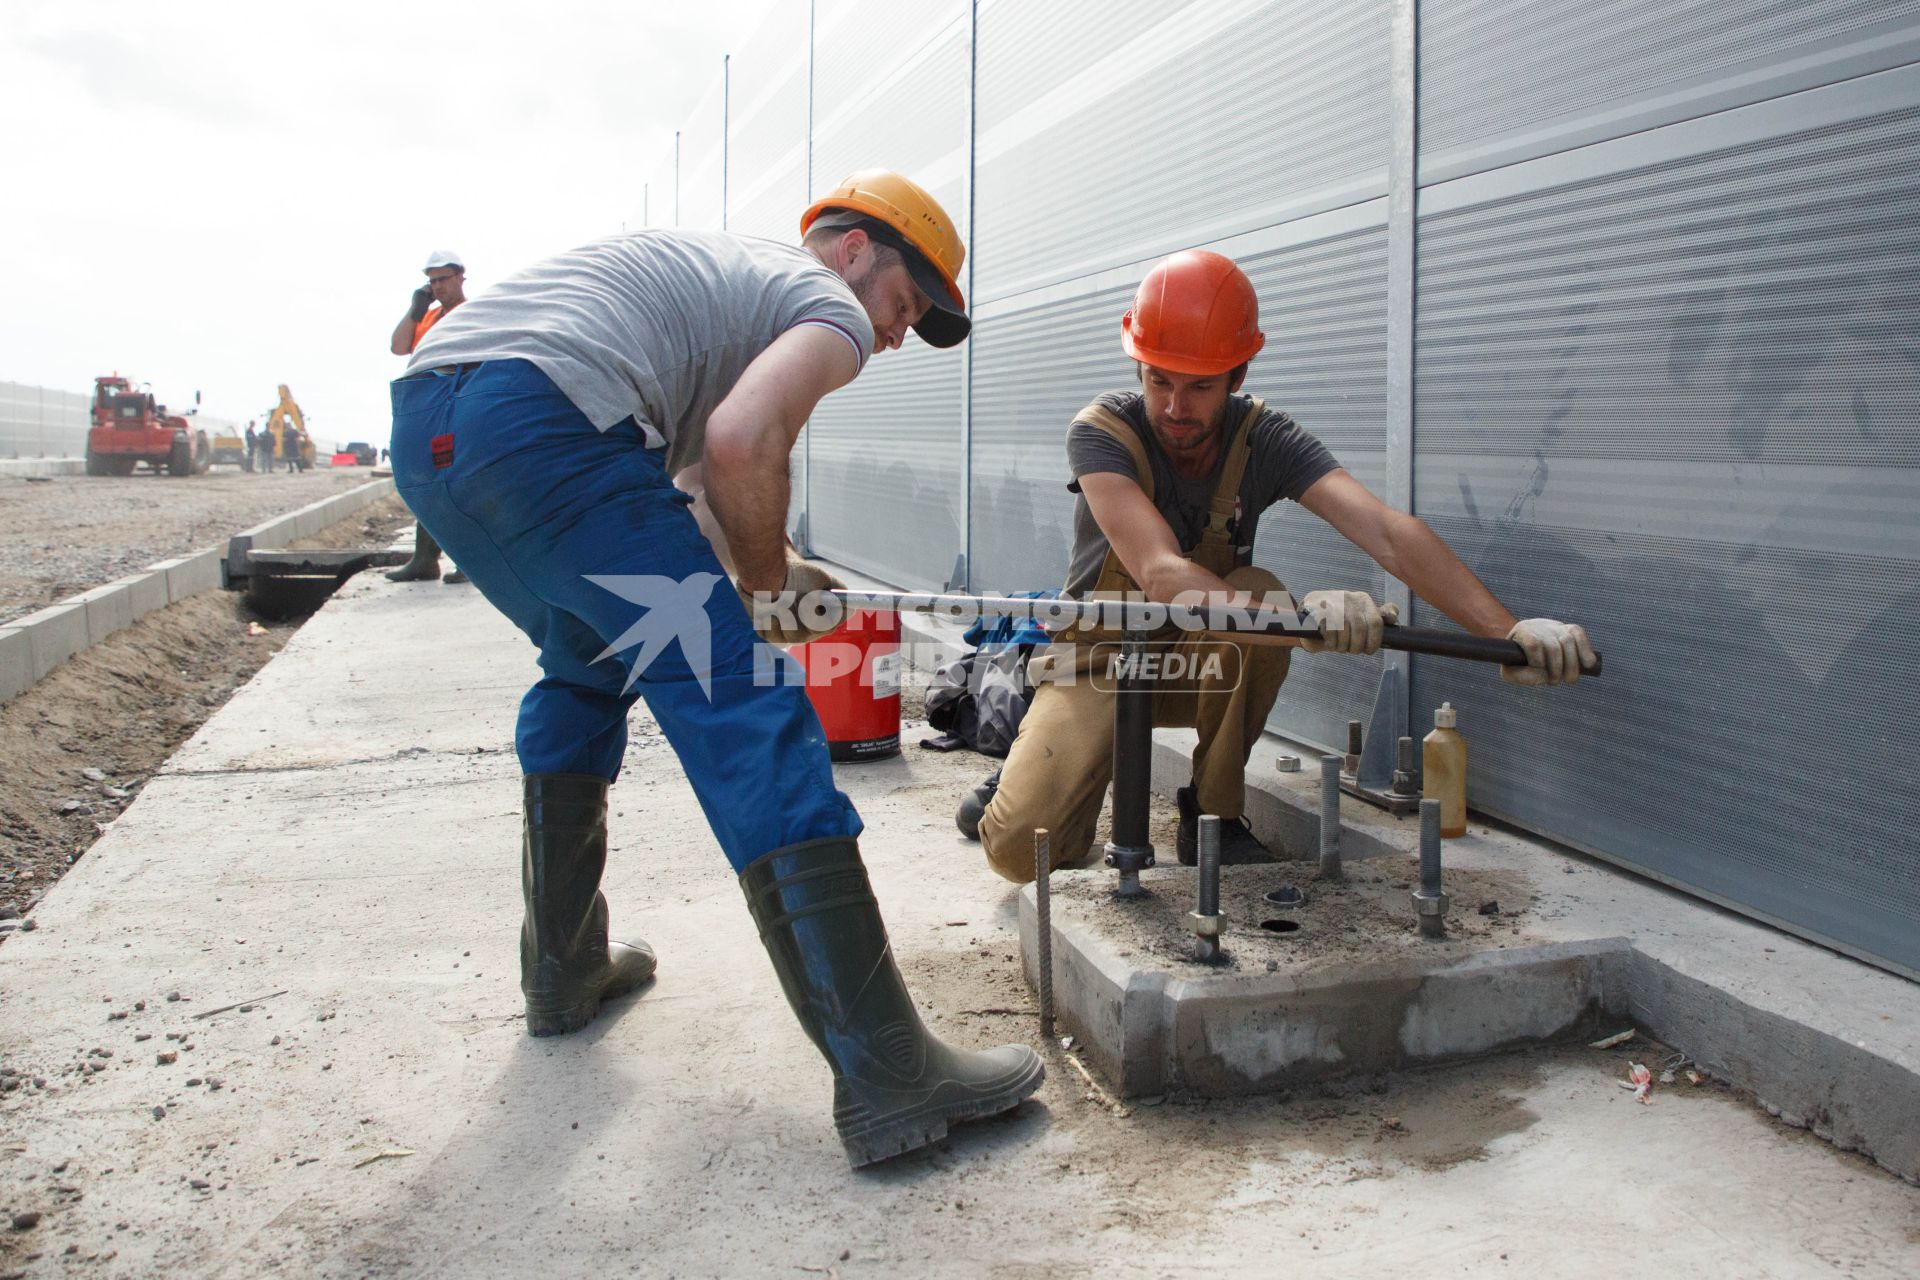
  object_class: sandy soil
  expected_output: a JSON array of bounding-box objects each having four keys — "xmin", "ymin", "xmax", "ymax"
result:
[
  {"xmin": 0, "ymin": 468, "xmax": 380, "ymax": 625},
  {"xmin": 0, "ymin": 496, "xmax": 411, "ymax": 924}
]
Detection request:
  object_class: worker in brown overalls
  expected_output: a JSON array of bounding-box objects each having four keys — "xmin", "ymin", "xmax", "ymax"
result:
[{"xmin": 968, "ymin": 250, "xmax": 1594, "ymax": 881}]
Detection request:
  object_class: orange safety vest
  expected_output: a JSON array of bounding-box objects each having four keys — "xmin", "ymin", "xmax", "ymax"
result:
[{"xmin": 412, "ymin": 304, "xmax": 447, "ymax": 350}]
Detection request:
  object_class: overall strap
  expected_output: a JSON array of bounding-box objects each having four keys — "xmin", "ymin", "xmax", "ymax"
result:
[{"xmin": 1200, "ymin": 397, "xmax": 1263, "ymax": 550}]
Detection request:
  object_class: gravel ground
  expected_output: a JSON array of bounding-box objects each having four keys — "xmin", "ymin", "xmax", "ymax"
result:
[
  {"xmin": 0, "ymin": 495, "xmax": 412, "ymax": 924},
  {"xmin": 0, "ymin": 467, "xmax": 383, "ymax": 625}
]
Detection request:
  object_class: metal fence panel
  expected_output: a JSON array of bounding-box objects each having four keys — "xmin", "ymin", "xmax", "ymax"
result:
[
  {"xmin": 1239, "ymin": 215, "xmax": 1392, "ymax": 754},
  {"xmin": 0, "ymin": 381, "xmax": 90, "ymax": 458},
  {"xmin": 1420, "ymin": 0, "xmax": 1920, "ymax": 183},
  {"xmin": 1410, "ymin": 69, "xmax": 1920, "ymax": 976},
  {"xmin": 725, "ymin": 1, "xmax": 812, "ymax": 242},
  {"xmin": 971, "ymin": 0, "xmax": 1390, "ymax": 304},
  {"xmin": 802, "ymin": 1, "xmax": 969, "ymax": 589}
]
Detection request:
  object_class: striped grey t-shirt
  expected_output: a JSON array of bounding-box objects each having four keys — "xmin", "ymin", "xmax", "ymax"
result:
[{"xmin": 410, "ymin": 230, "xmax": 874, "ymax": 468}]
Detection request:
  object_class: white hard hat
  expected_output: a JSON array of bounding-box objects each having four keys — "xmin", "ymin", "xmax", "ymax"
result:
[{"xmin": 422, "ymin": 249, "xmax": 464, "ymax": 271}]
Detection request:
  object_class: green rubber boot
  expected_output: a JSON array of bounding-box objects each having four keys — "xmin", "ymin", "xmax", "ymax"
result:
[
  {"xmin": 386, "ymin": 526, "xmax": 442, "ymax": 582},
  {"xmin": 521, "ymin": 774, "xmax": 656, "ymax": 1036},
  {"xmin": 740, "ymin": 836, "xmax": 1044, "ymax": 1167}
]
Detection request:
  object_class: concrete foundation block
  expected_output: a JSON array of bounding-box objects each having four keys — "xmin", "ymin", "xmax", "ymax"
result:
[
  {"xmin": 1023, "ymin": 878, "xmax": 1625, "ymax": 1098},
  {"xmin": 75, "ymin": 581, "xmax": 136, "ymax": 645},
  {"xmin": 17, "ymin": 602, "xmax": 90, "ymax": 681},
  {"xmin": 0, "ymin": 626, "xmax": 32, "ymax": 703}
]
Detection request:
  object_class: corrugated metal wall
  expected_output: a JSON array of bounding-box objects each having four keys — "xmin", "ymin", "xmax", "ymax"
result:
[
  {"xmin": 641, "ymin": 0, "xmax": 1920, "ymax": 978},
  {"xmin": 0, "ymin": 381, "xmax": 90, "ymax": 459}
]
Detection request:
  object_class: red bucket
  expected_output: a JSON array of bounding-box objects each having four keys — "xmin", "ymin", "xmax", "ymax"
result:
[{"xmin": 791, "ymin": 610, "xmax": 902, "ymax": 763}]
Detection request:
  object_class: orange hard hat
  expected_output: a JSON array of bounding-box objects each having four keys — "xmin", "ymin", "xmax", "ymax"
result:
[
  {"xmin": 1120, "ymin": 250, "xmax": 1265, "ymax": 376},
  {"xmin": 802, "ymin": 169, "xmax": 970, "ymax": 347}
]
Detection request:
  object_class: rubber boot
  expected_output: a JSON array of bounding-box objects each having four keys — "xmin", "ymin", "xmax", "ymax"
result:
[
  {"xmin": 445, "ymin": 567, "xmax": 469, "ymax": 585},
  {"xmin": 386, "ymin": 526, "xmax": 442, "ymax": 582},
  {"xmin": 521, "ymin": 773, "xmax": 656, "ymax": 1036},
  {"xmin": 1175, "ymin": 784, "xmax": 1272, "ymax": 866},
  {"xmin": 740, "ymin": 837, "xmax": 1044, "ymax": 1167},
  {"xmin": 954, "ymin": 769, "xmax": 1001, "ymax": 841}
]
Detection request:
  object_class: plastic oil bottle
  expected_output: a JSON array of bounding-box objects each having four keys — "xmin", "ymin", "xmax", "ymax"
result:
[{"xmin": 1422, "ymin": 702, "xmax": 1467, "ymax": 838}]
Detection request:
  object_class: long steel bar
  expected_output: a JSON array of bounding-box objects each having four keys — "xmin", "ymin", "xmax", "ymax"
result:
[{"xmin": 825, "ymin": 589, "xmax": 1600, "ymax": 674}]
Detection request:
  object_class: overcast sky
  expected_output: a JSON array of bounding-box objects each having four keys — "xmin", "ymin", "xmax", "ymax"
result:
[{"xmin": 0, "ymin": 0, "xmax": 769, "ymax": 444}]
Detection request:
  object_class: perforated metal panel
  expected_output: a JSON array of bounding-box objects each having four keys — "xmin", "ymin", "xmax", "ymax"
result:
[
  {"xmin": 1239, "ymin": 220, "xmax": 1392, "ymax": 753},
  {"xmin": 678, "ymin": 76, "xmax": 727, "ymax": 231},
  {"xmin": 1411, "ymin": 76, "xmax": 1920, "ymax": 976},
  {"xmin": 0, "ymin": 381, "xmax": 89, "ymax": 458},
  {"xmin": 972, "ymin": 0, "xmax": 1389, "ymax": 303},
  {"xmin": 1420, "ymin": 0, "xmax": 1920, "ymax": 181},
  {"xmin": 967, "ymin": 281, "xmax": 1135, "ymax": 594},
  {"xmin": 801, "ymin": 0, "xmax": 970, "ymax": 589},
  {"xmin": 724, "ymin": 1, "xmax": 812, "ymax": 242}
]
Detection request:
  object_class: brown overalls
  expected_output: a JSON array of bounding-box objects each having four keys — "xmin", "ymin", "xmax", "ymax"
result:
[{"xmin": 977, "ymin": 398, "xmax": 1293, "ymax": 883}]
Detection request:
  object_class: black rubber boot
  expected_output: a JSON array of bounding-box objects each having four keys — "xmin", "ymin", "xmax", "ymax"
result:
[
  {"xmin": 1175, "ymin": 784, "xmax": 1273, "ymax": 866},
  {"xmin": 954, "ymin": 769, "xmax": 1001, "ymax": 841},
  {"xmin": 741, "ymin": 836, "xmax": 1044, "ymax": 1167},
  {"xmin": 386, "ymin": 527, "xmax": 442, "ymax": 582},
  {"xmin": 445, "ymin": 567, "xmax": 469, "ymax": 585},
  {"xmin": 521, "ymin": 774, "xmax": 656, "ymax": 1037}
]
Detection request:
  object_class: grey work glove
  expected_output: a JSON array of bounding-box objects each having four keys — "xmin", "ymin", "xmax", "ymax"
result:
[
  {"xmin": 1299, "ymin": 589, "xmax": 1397, "ymax": 655},
  {"xmin": 408, "ymin": 286, "xmax": 433, "ymax": 322},
  {"xmin": 737, "ymin": 550, "xmax": 847, "ymax": 647},
  {"xmin": 1502, "ymin": 618, "xmax": 1596, "ymax": 686}
]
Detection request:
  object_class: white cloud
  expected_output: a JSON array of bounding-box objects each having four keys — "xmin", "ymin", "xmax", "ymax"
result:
[{"xmin": 0, "ymin": 0, "xmax": 770, "ymax": 444}]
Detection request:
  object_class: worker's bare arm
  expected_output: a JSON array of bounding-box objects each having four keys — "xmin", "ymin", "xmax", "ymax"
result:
[
  {"xmin": 703, "ymin": 325, "xmax": 860, "ymax": 593},
  {"xmin": 1298, "ymin": 468, "xmax": 1516, "ymax": 638},
  {"xmin": 1078, "ymin": 472, "xmax": 1235, "ymax": 603}
]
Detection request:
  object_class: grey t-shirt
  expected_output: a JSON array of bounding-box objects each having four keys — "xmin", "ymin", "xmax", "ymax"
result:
[
  {"xmin": 1063, "ymin": 391, "xmax": 1340, "ymax": 595},
  {"xmin": 410, "ymin": 230, "xmax": 875, "ymax": 466}
]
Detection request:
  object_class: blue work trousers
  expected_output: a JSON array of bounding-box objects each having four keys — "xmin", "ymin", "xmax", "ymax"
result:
[{"xmin": 389, "ymin": 359, "xmax": 861, "ymax": 871}]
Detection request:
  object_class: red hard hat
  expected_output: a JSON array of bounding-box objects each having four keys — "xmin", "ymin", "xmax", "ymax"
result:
[{"xmin": 1120, "ymin": 250, "xmax": 1265, "ymax": 376}]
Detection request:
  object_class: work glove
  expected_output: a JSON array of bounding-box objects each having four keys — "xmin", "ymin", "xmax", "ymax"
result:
[
  {"xmin": 1502, "ymin": 618, "xmax": 1596, "ymax": 686},
  {"xmin": 1299, "ymin": 589, "xmax": 1396, "ymax": 655},
  {"xmin": 737, "ymin": 549, "xmax": 847, "ymax": 647},
  {"xmin": 408, "ymin": 286, "xmax": 433, "ymax": 322}
]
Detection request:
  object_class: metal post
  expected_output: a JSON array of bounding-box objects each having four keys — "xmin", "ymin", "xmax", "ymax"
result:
[
  {"xmin": 1319, "ymin": 755, "xmax": 1343, "ymax": 881},
  {"xmin": 1190, "ymin": 815, "xmax": 1224, "ymax": 964},
  {"xmin": 1034, "ymin": 828, "xmax": 1054, "ymax": 1039},
  {"xmin": 958, "ymin": 0, "xmax": 979, "ymax": 592},
  {"xmin": 1104, "ymin": 628, "xmax": 1155, "ymax": 898},
  {"xmin": 801, "ymin": 0, "xmax": 816, "ymax": 551},
  {"xmin": 1414, "ymin": 798, "xmax": 1450, "ymax": 938}
]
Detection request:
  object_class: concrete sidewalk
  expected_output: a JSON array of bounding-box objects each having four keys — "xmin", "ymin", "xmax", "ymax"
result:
[{"xmin": 1, "ymin": 574, "xmax": 1916, "ymax": 1278}]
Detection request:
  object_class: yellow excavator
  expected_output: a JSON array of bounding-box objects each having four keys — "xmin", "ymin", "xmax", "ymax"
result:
[{"xmin": 261, "ymin": 384, "xmax": 317, "ymax": 471}]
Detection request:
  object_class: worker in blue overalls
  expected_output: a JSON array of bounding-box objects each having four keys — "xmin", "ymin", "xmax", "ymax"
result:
[{"xmin": 388, "ymin": 171, "xmax": 1042, "ymax": 1168}]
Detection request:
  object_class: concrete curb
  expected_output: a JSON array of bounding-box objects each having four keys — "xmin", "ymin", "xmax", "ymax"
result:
[
  {"xmin": 221, "ymin": 477, "xmax": 396, "ymax": 586},
  {"xmin": 0, "ymin": 457, "xmax": 85, "ymax": 477},
  {"xmin": 0, "ymin": 478, "xmax": 397, "ymax": 708}
]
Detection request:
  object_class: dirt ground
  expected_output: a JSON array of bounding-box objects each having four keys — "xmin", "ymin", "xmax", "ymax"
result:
[
  {"xmin": 0, "ymin": 467, "xmax": 380, "ymax": 625},
  {"xmin": 0, "ymin": 496, "xmax": 412, "ymax": 925}
]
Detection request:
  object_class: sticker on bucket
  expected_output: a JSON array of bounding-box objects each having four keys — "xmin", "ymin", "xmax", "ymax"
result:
[{"xmin": 871, "ymin": 650, "xmax": 902, "ymax": 700}]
